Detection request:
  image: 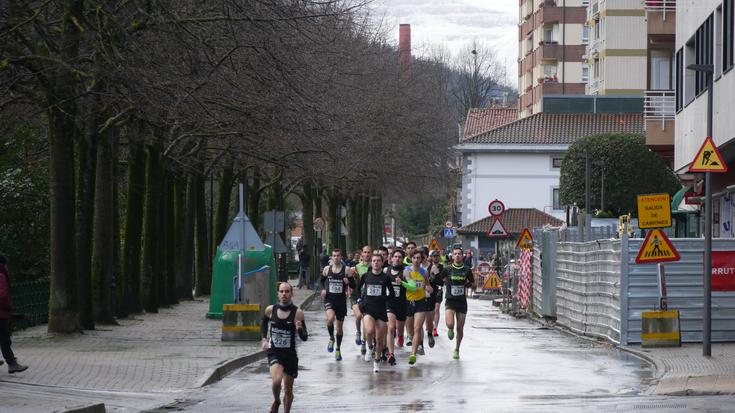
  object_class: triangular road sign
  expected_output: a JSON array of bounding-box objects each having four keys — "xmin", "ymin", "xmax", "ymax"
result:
[
  {"xmin": 516, "ymin": 228, "xmax": 534, "ymax": 249},
  {"xmin": 487, "ymin": 218, "xmax": 510, "ymax": 238},
  {"xmin": 428, "ymin": 239, "xmax": 441, "ymax": 252},
  {"xmin": 635, "ymin": 229, "xmax": 681, "ymax": 264},
  {"xmin": 689, "ymin": 136, "xmax": 728, "ymax": 173}
]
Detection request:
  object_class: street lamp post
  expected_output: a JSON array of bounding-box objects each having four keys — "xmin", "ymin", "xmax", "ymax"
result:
[{"xmin": 687, "ymin": 63, "xmax": 714, "ymax": 357}]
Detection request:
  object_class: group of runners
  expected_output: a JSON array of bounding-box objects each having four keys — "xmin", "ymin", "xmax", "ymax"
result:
[{"xmin": 261, "ymin": 242, "xmax": 476, "ymax": 413}]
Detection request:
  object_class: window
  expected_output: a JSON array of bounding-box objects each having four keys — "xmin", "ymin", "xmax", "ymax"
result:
[
  {"xmin": 582, "ymin": 26, "xmax": 589, "ymax": 44},
  {"xmin": 676, "ymin": 48, "xmax": 683, "ymax": 111},
  {"xmin": 594, "ymin": 58, "xmax": 600, "ymax": 79},
  {"xmin": 552, "ymin": 157, "xmax": 563, "ymax": 168},
  {"xmin": 582, "ymin": 63, "xmax": 589, "ymax": 82},
  {"xmin": 552, "ymin": 188, "xmax": 562, "ymax": 210},
  {"xmin": 650, "ymin": 49, "xmax": 673, "ymax": 90},
  {"xmin": 544, "ymin": 26, "xmax": 554, "ymax": 43},
  {"xmin": 724, "ymin": 0, "xmax": 734, "ymax": 71},
  {"xmin": 695, "ymin": 14, "xmax": 714, "ymax": 95}
]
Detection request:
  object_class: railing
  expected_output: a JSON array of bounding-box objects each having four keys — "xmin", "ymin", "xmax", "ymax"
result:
[
  {"xmin": 644, "ymin": 0, "xmax": 675, "ymax": 20},
  {"xmin": 644, "ymin": 90, "xmax": 676, "ymax": 122},
  {"xmin": 10, "ymin": 278, "xmax": 49, "ymax": 331},
  {"xmin": 588, "ymin": 0, "xmax": 603, "ymax": 20}
]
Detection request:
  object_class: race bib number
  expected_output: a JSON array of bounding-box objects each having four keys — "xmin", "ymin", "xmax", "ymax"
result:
[
  {"xmin": 393, "ymin": 285, "xmax": 401, "ymax": 297},
  {"xmin": 451, "ymin": 285, "xmax": 465, "ymax": 296},
  {"xmin": 271, "ymin": 330, "xmax": 292, "ymax": 349},
  {"xmin": 415, "ymin": 280, "xmax": 423, "ymax": 289},
  {"xmin": 328, "ymin": 280, "xmax": 343, "ymax": 294},
  {"xmin": 367, "ymin": 285, "xmax": 382, "ymax": 296}
]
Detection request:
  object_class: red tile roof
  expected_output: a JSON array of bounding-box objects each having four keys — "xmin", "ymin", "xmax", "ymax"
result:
[
  {"xmin": 463, "ymin": 113, "xmax": 644, "ymax": 145},
  {"xmin": 463, "ymin": 108, "xmax": 518, "ymax": 140},
  {"xmin": 458, "ymin": 208, "xmax": 563, "ymax": 235}
]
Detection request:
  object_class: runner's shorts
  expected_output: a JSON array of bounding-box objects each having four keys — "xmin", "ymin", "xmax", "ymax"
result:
[
  {"xmin": 364, "ymin": 307, "xmax": 388, "ymax": 323},
  {"xmin": 436, "ymin": 288, "xmax": 443, "ymax": 304},
  {"xmin": 268, "ymin": 350, "xmax": 298, "ymax": 378},
  {"xmin": 387, "ymin": 302, "xmax": 407, "ymax": 322},
  {"xmin": 323, "ymin": 298, "xmax": 347, "ymax": 321},
  {"xmin": 406, "ymin": 299, "xmax": 429, "ymax": 317},
  {"xmin": 445, "ymin": 299, "xmax": 468, "ymax": 314}
]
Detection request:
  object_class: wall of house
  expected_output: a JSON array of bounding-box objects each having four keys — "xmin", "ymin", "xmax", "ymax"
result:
[
  {"xmin": 675, "ymin": 0, "xmax": 735, "ymax": 172},
  {"xmin": 461, "ymin": 150, "xmax": 566, "ymax": 225}
]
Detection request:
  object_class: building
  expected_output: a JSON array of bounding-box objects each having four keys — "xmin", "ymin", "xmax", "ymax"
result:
[
  {"xmin": 462, "ymin": 108, "xmax": 518, "ymax": 141},
  {"xmin": 674, "ymin": 0, "xmax": 735, "ymax": 237},
  {"xmin": 456, "ymin": 112, "xmax": 644, "ymax": 225},
  {"xmin": 518, "ymin": 0, "xmax": 589, "ymax": 118}
]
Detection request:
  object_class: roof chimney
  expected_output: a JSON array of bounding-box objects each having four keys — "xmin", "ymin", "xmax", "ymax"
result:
[{"xmin": 399, "ymin": 24, "xmax": 411, "ymax": 79}]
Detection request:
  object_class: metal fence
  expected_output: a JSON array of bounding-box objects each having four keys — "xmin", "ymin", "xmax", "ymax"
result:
[{"xmin": 10, "ymin": 278, "xmax": 49, "ymax": 331}]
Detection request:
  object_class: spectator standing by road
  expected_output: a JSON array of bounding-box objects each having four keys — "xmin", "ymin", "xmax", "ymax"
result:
[
  {"xmin": 297, "ymin": 246, "xmax": 311, "ymax": 290},
  {"xmin": 0, "ymin": 254, "xmax": 28, "ymax": 374}
]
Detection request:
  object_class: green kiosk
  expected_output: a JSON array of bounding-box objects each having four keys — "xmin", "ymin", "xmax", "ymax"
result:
[{"xmin": 208, "ymin": 192, "xmax": 277, "ymax": 319}]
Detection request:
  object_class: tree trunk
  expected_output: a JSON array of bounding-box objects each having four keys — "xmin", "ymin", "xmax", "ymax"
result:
[
  {"xmin": 75, "ymin": 103, "xmax": 97, "ymax": 330},
  {"xmin": 212, "ymin": 162, "xmax": 234, "ymax": 258},
  {"xmin": 177, "ymin": 174, "xmax": 196, "ymax": 300},
  {"xmin": 91, "ymin": 126, "xmax": 116, "ymax": 323},
  {"xmin": 121, "ymin": 130, "xmax": 145, "ymax": 314},
  {"xmin": 195, "ymin": 174, "xmax": 211, "ymax": 295},
  {"xmin": 156, "ymin": 170, "xmax": 169, "ymax": 307},
  {"xmin": 48, "ymin": 0, "xmax": 84, "ymax": 334},
  {"xmin": 247, "ymin": 168, "xmax": 261, "ymax": 231},
  {"xmin": 346, "ymin": 195, "xmax": 356, "ymax": 253},
  {"xmin": 111, "ymin": 128, "xmax": 124, "ymax": 318},
  {"xmin": 140, "ymin": 143, "xmax": 162, "ymax": 313},
  {"xmin": 164, "ymin": 174, "xmax": 178, "ymax": 306},
  {"xmin": 299, "ymin": 181, "xmax": 315, "ymax": 287},
  {"xmin": 326, "ymin": 190, "xmax": 340, "ymax": 251}
]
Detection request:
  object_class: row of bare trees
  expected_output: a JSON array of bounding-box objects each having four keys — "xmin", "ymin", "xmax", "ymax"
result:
[{"xmin": 1, "ymin": 0, "xmax": 459, "ymax": 333}]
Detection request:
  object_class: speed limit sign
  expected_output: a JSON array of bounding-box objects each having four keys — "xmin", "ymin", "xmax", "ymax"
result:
[{"xmin": 488, "ymin": 199, "xmax": 505, "ymax": 217}]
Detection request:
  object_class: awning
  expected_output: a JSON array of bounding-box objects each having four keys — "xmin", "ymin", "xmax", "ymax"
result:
[{"xmin": 671, "ymin": 186, "xmax": 699, "ymax": 214}]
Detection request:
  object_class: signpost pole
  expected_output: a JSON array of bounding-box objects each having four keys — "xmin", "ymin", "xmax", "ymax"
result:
[{"xmin": 703, "ymin": 68, "xmax": 714, "ymax": 357}]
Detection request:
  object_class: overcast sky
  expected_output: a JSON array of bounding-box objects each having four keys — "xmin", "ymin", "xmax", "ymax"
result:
[{"xmin": 372, "ymin": 0, "xmax": 518, "ymax": 89}]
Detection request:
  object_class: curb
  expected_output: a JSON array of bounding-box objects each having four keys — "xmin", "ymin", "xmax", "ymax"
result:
[
  {"xmin": 59, "ymin": 403, "xmax": 106, "ymax": 413},
  {"xmin": 196, "ymin": 291, "xmax": 318, "ymax": 388}
]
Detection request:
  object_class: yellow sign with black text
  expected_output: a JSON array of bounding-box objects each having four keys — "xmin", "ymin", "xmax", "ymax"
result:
[{"xmin": 637, "ymin": 193, "xmax": 671, "ymax": 229}]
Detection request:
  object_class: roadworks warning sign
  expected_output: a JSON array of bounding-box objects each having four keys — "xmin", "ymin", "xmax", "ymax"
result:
[{"xmin": 635, "ymin": 229, "xmax": 681, "ymax": 264}]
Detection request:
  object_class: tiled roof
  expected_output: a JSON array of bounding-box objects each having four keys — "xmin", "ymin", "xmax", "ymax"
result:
[
  {"xmin": 462, "ymin": 108, "xmax": 518, "ymax": 140},
  {"xmin": 463, "ymin": 113, "xmax": 644, "ymax": 145},
  {"xmin": 458, "ymin": 208, "xmax": 564, "ymax": 235}
]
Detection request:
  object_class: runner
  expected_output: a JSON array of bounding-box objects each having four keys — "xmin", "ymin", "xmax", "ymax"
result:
[
  {"xmin": 378, "ymin": 246, "xmax": 390, "ymax": 269},
  {"xmin": 438, "ymin": 247, "xmax": 476, "ymax": 360},
  {"xmin": 403, "ymin": 241, "xmax": 417, "ymax": 266},
  {"xmin": 425, "ymin": 250, "xmax": 444, "ymax": 344},
  {"xmin": 261, "ymin": 282, "xmax": 308, "ymax": 413},
  {"xmin": 351, "ymin": 245, "xmax": 372, "ymax": 354},
  {"xmin": 358, "ymin": 252, "xmax": 395, "ymax": 372},
  {"xmin": 321, "ymin": 249, "xmax": 355, "ymax": 361},
  {"xmin": 403, "ymin": 250, "xmax": 432, "ymax": 365},
  {"xmin": 385, "ymin": 249, "xmax": 407, "ymax": 365}
]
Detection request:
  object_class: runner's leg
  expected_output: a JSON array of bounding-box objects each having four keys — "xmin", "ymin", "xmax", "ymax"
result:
[
  {"xmin": 455, "ymin": 312, "xmax": 467, "ymax": 352},
  {"xmin": 412, "ymin": 312, "xmax": 426, "ymax": 355},
  {"xmin": 375, "ymin": 319, "xmax": 387, "ymax": 361},
  {"xmin": 387, "ymin": 313, "xmax": 396, "ymax": 355},
  {"xmin": 270, "ymin": 363, "xmax": 284, "ymax": 411},
  {"xmin": 335, "ymin": 319, "xmax": 344, "ymax": 351},
  {"xmin": 283, "ymin": 373, "xmax": 295, "ymax": 413},
  {"xmin": 445, "ymin": 308, "xmax": 456, "ymax": 339},
  {"xmin": 364, "ymin": 314, "xmax": 376, "ymax": 360}
]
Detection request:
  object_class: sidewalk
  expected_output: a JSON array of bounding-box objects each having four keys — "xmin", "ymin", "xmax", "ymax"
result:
[
  {"xmin": 0, "ymin": 280, "xmax": 316, "ymax": 413},
  {"xmin": 624, "ymin": 343, "xmax": 735, "ymax": 396}
]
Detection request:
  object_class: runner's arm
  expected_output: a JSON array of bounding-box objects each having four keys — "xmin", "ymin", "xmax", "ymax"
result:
[
  {"xmin": 468, "ymin": 269, "xmax": 477, "ymax": 290},
  {"xmin": 296, "ymin": 309, "xmax": 308, "ymax": 341},
  {"xmin": 260, "ymin": 305, "xmax": 273, "ymax": 348},
  {"xmin": 385, "ymin": 276, "xmax": 395, "ymax": 298}
]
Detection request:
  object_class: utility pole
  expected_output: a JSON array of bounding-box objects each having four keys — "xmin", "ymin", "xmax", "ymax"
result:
[{"xmin": 585, "ymin": 150, "xmax": 592, "ymax": 242}]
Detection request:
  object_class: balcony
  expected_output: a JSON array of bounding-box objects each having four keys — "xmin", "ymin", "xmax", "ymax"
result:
[
  {"xmin": 644, "ymin": 90, "xmax": 675, "ymax": 121},
  {"xmin": 588, "ymin": 0, "xmax": 604, "ymax": 21},
  {"xmin": 646, "ymin": 0, "xmax": 676, "ymax": 33},
  {"xmin": 644, "ymin": 0, "xmax": 676, "ymax": 12}
]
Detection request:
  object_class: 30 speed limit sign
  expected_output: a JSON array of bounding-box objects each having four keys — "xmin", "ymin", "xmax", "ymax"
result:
[{"xmin": 488, "ymin": 199, "xmax": 505, "ymax": 217}]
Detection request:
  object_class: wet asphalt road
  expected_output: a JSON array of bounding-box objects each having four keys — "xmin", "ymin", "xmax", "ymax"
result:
[{"xmin": 173, "ymin": 297, "xmax": 735, "ymax": 413}]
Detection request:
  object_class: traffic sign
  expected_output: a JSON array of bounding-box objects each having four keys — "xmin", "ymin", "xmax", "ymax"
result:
[
  {"xmin": 635, "ymin": 229, "xmax": 681, "ymax": 264},
  {"xmin": 689, "ymin": 136, "xmax": 728, "ymax": 173},
  {"xmin": 443, "ymin": 228, "xmax": 455, "ymax": 239},
  {"xmin": 637, "ymin": 193, "xmax": 672, "ymax": 229},
  {"xmin": 516, "ymin": 228, "xmax": 534, "ymax": 249},
  {"xmin": 429, "ymin": 239, "xmax": 441, "ymax": 251},
  {"xmin": 487, "ymin": 218, "xmax": 510, "ymax": 237},
  {"xmin": 445, "ymin": 221, "xmax": 453, "ymax": 228},
  {"xmin": 488, "ymin": 199, "xmax": 505, "ymax": 217}
]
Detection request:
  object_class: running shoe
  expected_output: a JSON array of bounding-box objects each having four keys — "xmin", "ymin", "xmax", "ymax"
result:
[
  {"xmin": 397, "ymin": 335, "xmax": 404, "ymax": 348},
  {"xmin": 373, "ymin": 360, "xmax": 380, "ymax": 372},
  {"xmin": 381, "ymin": 347, "xmax": 388, "ymax": 361},
  {"xmin": 452, "ymin": 350, "xmax": 460, "ymax": 360},
  {"xmin": 327, "ymin": 339, "xmax": 335, "ymax": 353},
  {"xmin": 355, "ymin": 331, "xmax": 362, "ymax": 346},
  {"xmin": 388, "ymin": 353, "xmax": 396, "ymax": 366},
  {"xmin": 335, "ymin": 350, "xmax": 342, "ymax": 361},
  {"xmin": 432, "ymin": 328, "xmax": 439, "ymax": 337},
  {"xmin": 447, "ymin": 329, "xmax": 454, "ymax": 340},
  {"xmin": 428, "ymin": 335, "xmax": 435, "ymax": 348},
  {"xmin": 406, "ymin": 336, "xmax": 413, "ymax": 347},
  {"xmin": 365, "ymin": 348, "xmax": 373, "ymax": 362},
  {"xmin": 360, "ymin": 342, "xmax": 367, "ymax": 355},
  {"xmin": 408, "ymin": 353, "xmax": 416, "ymax": 365},
  {"xmin": 417, "ymin": 344, "xmax": 425, "ymax": 355}
]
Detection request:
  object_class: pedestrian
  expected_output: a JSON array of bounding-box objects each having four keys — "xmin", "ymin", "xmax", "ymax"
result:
[
  {"xmin": 437, "ymin": 247, "xmax": 476, "ymax": 360},
  {"xmin": 358, "ymin": 252, "xmax": 394, "ymax": 372},
  {"xmin": 403, "ymin": 241, "xmax": 417, "ymax": 266},
  {"xmin": 262, "ymin": 282, "xmax": 307, "ymax": 413},
  {"xmin": 0, "ymin": 254, "xmax": 28, "ymax": 374},
  {"xmin": 403, "ymin": 250, "xmax": 432, "ymax": 366},
  {"xmin": 320, "ymin": 249, "xmax": 354, "ymax": 361},
  {"xmin": 297, "ymin": 246, "xmax": 311, "ymax": 290},
  {"xmin": 463, "ymin": 249, "xmax": 474, "ymax": 269}
]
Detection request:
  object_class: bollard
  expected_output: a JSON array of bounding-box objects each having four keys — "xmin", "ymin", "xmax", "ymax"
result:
[{"xmin": 222, "ymin": 304, "xmax": 261, "ymax": 341}]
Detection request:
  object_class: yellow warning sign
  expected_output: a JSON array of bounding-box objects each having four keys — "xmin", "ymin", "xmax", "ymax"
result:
[
  {"xmin": 428, "ymin": 239, "xmax": 440, "ymax": 252},
  {"xmin": 635, "ymin": 229, "xmax": 681, "ymax": 264},
  {"xmin": 516, "ymin": 228, "xmax": 533, "ymax": 249},
  {"xmin": 689, "ymin": 136, "xmax": 728, "ymax": 173},
  {"xmin": 636, "ymin": 193, "xmax": 671, "ymax": 229},
  {"xmin": 483, "ymin": 272, "xmax": 502, "ymax": 290}
]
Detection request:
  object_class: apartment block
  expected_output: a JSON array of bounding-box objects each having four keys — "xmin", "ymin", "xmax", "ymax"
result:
[{"xmin": 518, "ymin": 0, "xmax": 589, "ymax": 118}]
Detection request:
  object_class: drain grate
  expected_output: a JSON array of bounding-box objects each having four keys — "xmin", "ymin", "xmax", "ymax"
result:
[{"xmin": 630, "ymin": 403, "xmax": 688, "ymax": 410}]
